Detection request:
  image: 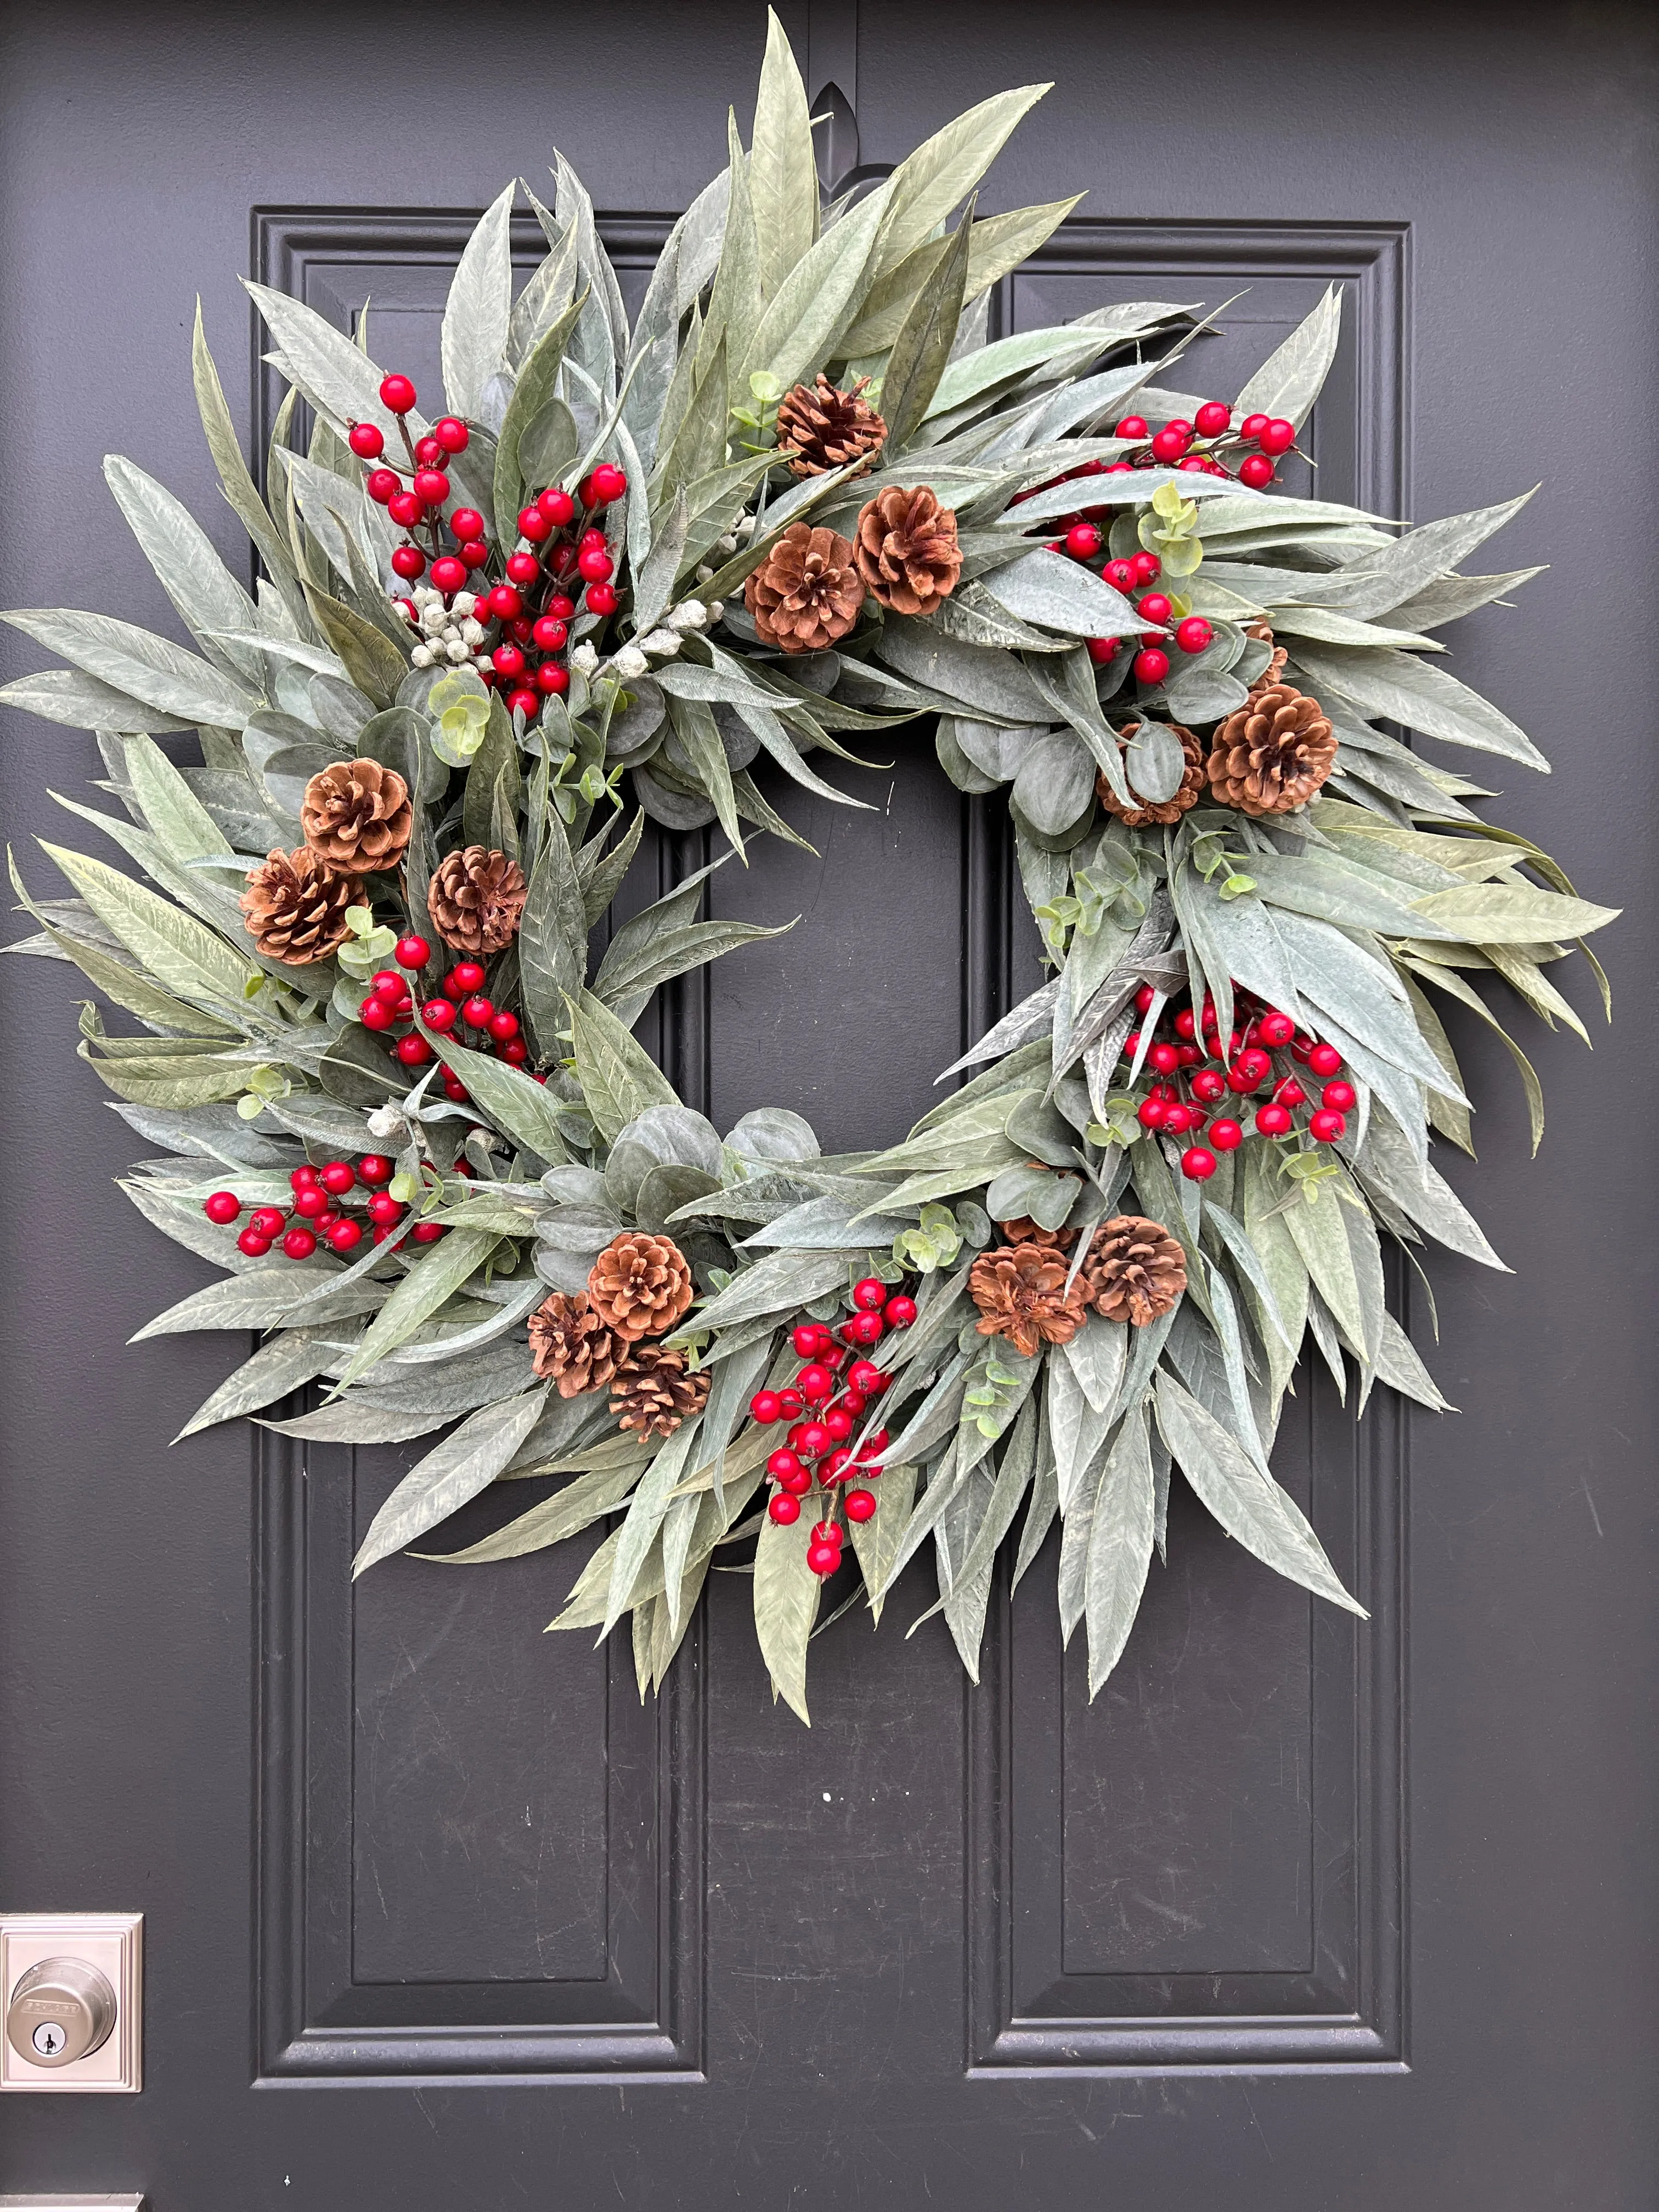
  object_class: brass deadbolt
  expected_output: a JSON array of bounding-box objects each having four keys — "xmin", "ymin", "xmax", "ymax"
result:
[{"xmin": 5, "ymin": 1955, "xmax": 118, "ymax": 2068}]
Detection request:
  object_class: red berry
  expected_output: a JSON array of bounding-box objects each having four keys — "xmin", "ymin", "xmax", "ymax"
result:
[
  {"xmin": 1209, "ymin": 1118, "xmax": 1244, "ymax": 1152},
  {"xmin": 1231, "ymin": 1048, "xmax": 1272, "ymax": 1090},
  {"xmin": 1151, "ymin": 422, "xmax": 1192, "ymax": 462},
  {"xmin": 1238, "ymin": 453, "xmax": 1276, "ymax": 490},
  {"xmin": 588, "ymin": 462, "xmax": 628, "ymax": 504},
  {"xmin": 328, "ymin": 1218, "xmax": 364, "ymax": 1254},
  {"xmin": 203, "ymin": 1189, "xmax": 241, "ymax": 1226},
  {"xmin": 410, "ymin": 1221, "xmax": 446, "ymax": 1244},
  {"xmin": 776, "ymin": 1389, "xmax": 804, "ymax": 1420},
  {"xmin": 852, "ymin": 1277, "xmax": 887, "ymax": 1311},
  {"xmin": 847, "ymin": 1359, "xmax": 885, "ymax": 1395},
  {"xmin": 825, "ymin": 1408, "xmax": 853, "ymax": 1444},
  {"xmin": 1258, "ymin": 1011, "xmax": 1295, "ymax": 1047},
  {"xmin": 1276, "ymin": 1079, "xmax": 1307, "ymax": 1109},
  {"xmin": 461, "ymin": 996, "xmax": 494, "ymax": 1028},
  {"xmin": 238, "ymin": 1227, "xmax": 272, "ymax": 1257},
  {"xmin": 1101, "ymin": 560, "xmax": 1135, "ymax": 595},
  {"xmin": 1133, "ymin": 984, "xmax": 1156, "ymax": 1015},
  {"xmin": 1137, "ymin": 1097, "xmax": 1167, "ymax": 1130},
  {"xmin": 394, "ymin": 934, "xmax": 430, "ymax": 970},
  {"xmin": 767, "ymin": 1448, "xmax": 805, "ymax": 1483},
  {"xmin": 535, "ymin": 661, "xmax": 569, "ymax": 696},
  {"xmin": 819, "ymin": 1449, "xmax": 853, "ymax": 1486},
  {"xmin": 442, "ymin": 1076, "xmax": 470, "ymax": 1103},
  {"xmin": 492, "ymin": 643, "xmax": 526, "ymax": 679},
  {"xmin": 1175, "ymin": 616, "xmax": 1212, "ymax": 655},
  {"xmin": 1181, "ymin": 1146, "xmax": 1218, "ymax": 1182},
  {"xmin": 348, "ymin": 421, "xmax": 384, "ymax": 460},
  {"xmin": 585, "ymin": 582, "xmax": 619, "ymax": 616},
  {"xmin": 379, "ymin": 373, "xmax": 416, "ymax": 414},
  {"xmin": 487, "ymin": 583, "xmax": 523, "ymax": 620},
  {"xmin": 487, "ymin": 1009, "xmax": 519, "ymax": 1042},
  {"xmin": 1149, "ymin": 1041, "xmax": 1179, "ymax": 1074},
  {"xmin": 1189, "ymin": 1069, "xmax": 1225, "ymax": 1105},
  {"xmin": 413, "ymin": 468, "xmax": 449, "ymax": 507},
  {"xmin": 791, "ymin": 1323, "xmax": 827, "ymax": 1358},
  {"xmin": 358, "ymin": 1155, "xmax": 394, "ymax": 1187},
  {"xmin": 1255, "ymin": 1103, "xmax": 1293, "ymax": 1138},
  {"xmin": 1259, "ymin": 418, "xmax": 1296, "ymax": 456},
  {"xmin": 367, "ymin": 1192, "xmax": 404, "ymax": 1227},
  {"xmin": 450, "ymin": 961, "xmax": 486, "ymax": 994},
  {"xmin": 293, "ymin": 1186, "xmax": 328, "ymax": 1221},
  {"xmin": 811, "ymin": 1521, "xmax": 843, "ymax": 1548},
  {"xmin": 1310, "ymin": 1109, "xmax": 1347, "ymax": 1143},
  {"xmin": 428, "ymin": 556, "xmax": 466, "ymax": 595},
  {"xmin": 545, "ymin": 594, "xmax": 577, "ymax": 621},
  {"xmin": 366, "ymin": 468, "xmax": 400, "ymax": 505},
  {"xmin": 504, "ymin": 685, "xmax": 536, "ymax": 719},
  {"xmin": 433, "ymin": 416, "xmax": 469, "ymax": 454},
  {"xmin": 751, "ymin": 1392, "xmax": 783, "ymax": 1425},
  {"xmin": 391, "ymin": 544, "xmax": 425, "ymax": 579},
  {"xmin": 1065, "ymin": 522, "xmax": 1102, "ymax": 560},
  {"xmin": 290, "ymin": 1165, "xmax": 319, "ymax": 1193},
  {"xmin": 1307, "ymin": 1043, "xmax": 1343, "ymax": 1077},
  {"xmin": 797, "ymin": 1421, "xmax": 831, "ymax": 1458},
  {"xmin": 577, "ymin": 545, "xmax": 614, "ymax": 584},
  {"xmin": 1137, "ymin": 591, "xmax": 1172, "ymax": 626},
  {"xmin": 1194, "ymin": 401, "xmax": 1231, "ymax": 437},
  {"xmin": 459, "ymin": 539, "xmax": 490, "ymax": 571},
  {"xmin": 769, "ymin": 1494, "xmax": 801, "ymax": 1526},
  {"xmin": 806, "ymin": 1542, "xmax": 839, "ymax": 1576},
  {"xmin": 1085, "ymin": 636, "xmax": 1119, "ymax": 664},
  {"xmin": 1130, "ymin": 551, "xmax": 1161, "ymax": 585},
  {"xmin": 884, "ymin": 1294, "xmax": 917, "ymax": 1328},
  {"xmin": 844, "ymin": 1489, "xmax": 877, "ymax": 1523},
  {"xmin": 496, "ymin": 1037, "xmax": 528, "ymax": 1066},
  {"xmin": 415, "ymin": 436, "xmax": 443, "ymax": 467},
  {"xmin": 249, "ymin": 1205, "xmax": 287, "ymax": 1239},
  {"xmin": 842, "ymin": 1311, "xmax": 884, "ymax": 1347},
  {"xmin": 1133, "ymin": 647, "xmax": 1170, "ymax": 685},
  {"xmin": 319, "ymin": 1160, "xmax": 356, "ymax": 1195},
  {"xmin": 395, "ymin": 1034, "xmax": 433, "ymax": 1067},
  {"xmin": 1322, "ymin": 1081, "xmax": 1357, "ymax": 1112},
  {"xmin": 506, "ymin": 550, "xmax": 540, "ymax": 585},
  {"xmin": 282, "ymin": 1226, "xmax": 318, "ymax": 1260},
  {"xmin": 389, "ymin": 493, "xmax": 425, "ymax": 528},
  {"xmin": 537, "ymin": 487, "xmax": 577, "ymax": 525},
  {"xmin": 531, "ymin": 616, "xmax": 569, "ymax": 653},
  {"xmin": 1161, "ymin": 1103, "xmax": 1193, "ymax": 1136},
  {"xmin": 1240, "ymin": 413, "xmax": 1270, "ymax": 442},
  {"xmin": 1115, "ymin": 415, "xmax": 1149, "ymax": 439},
  {"xmin": 797, "ymin": 1365, "xmax": 833, "ymax": 1404}
]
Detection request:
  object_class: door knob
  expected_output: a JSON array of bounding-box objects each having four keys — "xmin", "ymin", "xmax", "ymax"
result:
[{"xmin": 5, "ymin": 1956, "xmax": 117, "ymax": 2068}]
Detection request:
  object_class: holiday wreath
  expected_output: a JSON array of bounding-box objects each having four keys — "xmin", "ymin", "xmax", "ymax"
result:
[{"xmin": 2, "ymin": 18, "xmax": 1616, "ymax": 1718}]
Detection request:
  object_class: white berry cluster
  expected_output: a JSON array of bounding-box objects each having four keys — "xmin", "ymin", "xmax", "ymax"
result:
[
  {"xmin": 574, "ymin": 595, "xmax": 725, "ymax": 685},
  {"xmin": 397, "ymin": 584, "xmax": 491, "ymax": 672}
]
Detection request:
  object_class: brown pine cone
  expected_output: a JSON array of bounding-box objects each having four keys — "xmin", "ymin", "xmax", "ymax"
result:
[
  {"xmin": 853, "ymin": 484, "xmax": 962, "ymax": 617},
  {"xmin": 1206, "ymin": 671, "xmax": 1337, "ymax": 816},
  {"xmin": 300, "ymin": 757, "xmax": 412, "ymax": 874},
  {"xmin": 968, "ymin": 1244, "xmax": 1085, "ymax": 1358},
  {"xmin": 239, "ymin": 847, "xmax": 354, "ymax": 965},
  {"xmin": 744, "ymin": 522, "xmax": 864, "ymax": 653},
  {"xmin": 528, "ymin": 1292, "xmax": 622, "ymax": 1397},
  {"xmin": 1243, "ymin": 620, "xmax": 1290, "ymax": 685},
  {"xmin": 587, "ymin": 1231, "xmax": 695, "ymax": 1342},
  {"xmin": 776, "ymin": 374, "xmax": 887, "ymax": 479},
  {"xmin": 997, "ymin": 1217, "xmax": 1079, "ymax": 1250},
  {"xmin": 610, "ymin": 1344, "xmax": 710, "ymax": 1437},
  {"xmin": 427, "ymin": 845, "xmax": 528, "ymax": 955},
  {"xmin": 1096, "ymin": 720, "xmax": 1207, "ymax": 829},
  {"xmin": 1081, "ymin": 1215, "xmax": 1187, "ymax": 1328}
]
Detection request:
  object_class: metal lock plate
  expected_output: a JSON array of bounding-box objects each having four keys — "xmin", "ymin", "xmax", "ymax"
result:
[{"xmin": 0, "ymin": 1916, "xmax": 142, "ymax": 2094}]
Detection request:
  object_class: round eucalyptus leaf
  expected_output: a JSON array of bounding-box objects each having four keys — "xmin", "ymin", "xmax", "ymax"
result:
[
  {"xmin": 1125, "ymin": 718, "xmax": 1189, "ymax": 805},
  {"xmin": 631, "ymin": 760, "xmax": 718, "ymax": 830},
  {"xmin": 1011, "ymin": 726, "xmax": 1097, "ymax": 835}
]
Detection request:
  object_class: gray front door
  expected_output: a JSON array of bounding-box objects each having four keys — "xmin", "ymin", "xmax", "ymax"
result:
[{"xmin": 2, "ymin": 3, "xmax": 1654, "ymax": 2204}]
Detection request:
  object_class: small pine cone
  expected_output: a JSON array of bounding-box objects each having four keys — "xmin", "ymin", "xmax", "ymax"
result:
[
  {"xmin": 744, "ymin": 522, "xmax": 864, "ymax": 653},
  {"xmin": 853, "ymin": 484, "xmax": 962, "ymax": 617},
  {"xmin": 528, "ymin": 1292, "xmax": 622, "ymax": 1397},
  {"xmin": 776, "ymin": 373, "xmax": 887, "ymax": 480},
  {"xmin": 239, "ymin": 847, "xmax": 354, "ymax": 965},
  {"xmin": 968, "ymin": 1243, "xmax": 1085, "ymax": 1359},
  {"xmin": 997, "ymin": 1217, "xmax": 1079, "ymax": 1250},
  {"xmin": 611, "ymin": 1344, "xmax": 710, "ymax": 1437},
  {"xmin": 427, "ymin": 845, "xmax": 528, "ymax": 955},
  {"xmin": 1096, "ymin": 720, "xmax": 1207, "ymax": 829},
  {"xmin": 1081, "ymin": 1215, "xmax": 1187, "ymax": 1328},
  {"xmin": 1243, "ymin": 620, "xmax": 1290, "ymax": 685},
  {"xmin": 300, "ymin": 757, "xmax": 413, "ymax": 874},
  {"xmin": 588, "ymin": 1231, "xmax": 695, "ymax": 1342},
  {"xmin": 1206, "ymin": 673, "xmax": 1337, "ymax": 816}
]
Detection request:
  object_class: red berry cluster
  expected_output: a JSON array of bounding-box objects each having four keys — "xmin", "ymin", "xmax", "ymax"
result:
[
  {"xmin": 1010, "ymin": 398, "xmax": 1302, "ymax": 683},
  {"xmin": 352, "ymin": 371, "xmax": 628, "ymax": 718},
  {"xmin": 353, "ymin": 934, "xmax": 540, "ymax": 1100},
  {"xmin": 1121, "ymin": 980, "xmax": 1355, "ymax": 1181},
  {"xmin": 202, "ymin": 1152, "xmax": 448, "ymax": 1259},
  {"xmin": 749, "ymin": 1278, "xmax": 919, "ymax": 1573}
]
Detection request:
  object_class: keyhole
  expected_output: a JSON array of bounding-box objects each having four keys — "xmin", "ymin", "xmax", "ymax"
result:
[{"xmin": 32, "ymin": 2022, "xmax": 64, "ymax": 2056}]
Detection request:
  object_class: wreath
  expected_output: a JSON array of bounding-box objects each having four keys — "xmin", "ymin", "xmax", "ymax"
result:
[{"xmin": 2, "ymin": 18, "xmax": 1616, "ymax": 1720}]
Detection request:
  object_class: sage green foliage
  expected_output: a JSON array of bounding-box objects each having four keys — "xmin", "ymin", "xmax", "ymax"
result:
[{"xmin": 0, "ymin": 15, "xmax": 1616, "ymax": 1718}]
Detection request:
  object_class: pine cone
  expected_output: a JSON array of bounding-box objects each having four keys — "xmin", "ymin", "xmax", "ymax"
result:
[
  {"xmin": 1243, "ymin": 620, "xmax": 1290, "ymax": 685},
  {"xmin": 611, "ymin": 1344, "xmax": 710, "ymax": 1437},
  {"xmin": 776, "ymin": 374, "xmax": 887, "ymax": 479},
  {"xmin": 427, "ymin": 845, "xmax": 528, "ymax": 955},
  {"xmin": 1081, "ymin": 1215, "xmax": 1187, "ymax": 1328},
  {"xmin": 300, "ymin": 757, "xmax": 413, "ymax": 875},
  {"xmin": 528, "ymin": 1292, "xmax": 622, "ymax": 1397},
  {"xmin": 1096, "ymin": 720, "xmax": 1207, "ymax": 829},
  {"xmin": 1206, "ymin": 672, "xmax": 1337, "ymax": 817},
  {"xmin": 239, "ymin": 847, "xmax": 354, "ymax": 965},
  {"xmin": 587, "ymin": 1231, "xmax": 695, "ymax": 1342},
  {"xmin": 968, "ymin": 1244, "xmax": 1085, "ymax": 1358},
  {"xmin": 997, "ymin": 1217, "xmax": 1078, "ymax": 1250},
  {"xmin": 853, "ymin": 484, "xmax": 962, "ymax": 617},
  {"xmin": 744, "ymin": 522, "xmax": 864, "ymax": 653}
]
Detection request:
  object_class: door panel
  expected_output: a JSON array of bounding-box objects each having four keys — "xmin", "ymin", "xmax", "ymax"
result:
[{"xmin": 2, "ymin": 3, "xmax": 1655, "ymax": 2206}]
